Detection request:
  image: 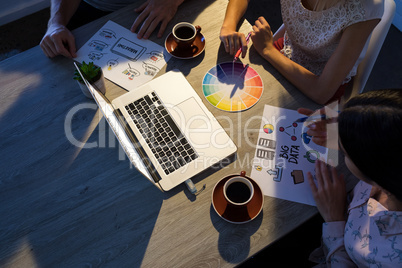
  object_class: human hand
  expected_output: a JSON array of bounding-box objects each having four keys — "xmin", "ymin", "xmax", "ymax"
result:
[
  {"xmin": 308, "ymin": 160, "xmax": 347, "ymax": 222},
  {"xmin": 219, "ymin": 27, "xmax": 248, "ymax": 57},
  {"xmin": 40, "ymin": 24, "xmax": 77, "ymax": 58},
  {"xmin": 297, "ymin": 106, "xmax": 339, "ymax": 149},
  {"xmin": 250, "ymin": 17, "xmax": 274, "ymax": 56},
  {"xmin": 131, "ymin": 0, "xmax": 180, "ymax": 39},
  {"xmin": 298, "ymin": 108, "xmax": 328, "ymax": 147}
]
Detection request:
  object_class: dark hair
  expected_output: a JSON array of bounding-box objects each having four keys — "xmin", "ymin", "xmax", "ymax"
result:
[{"xmin": 339, "ymin": 89, "xmax": 402, "ymax": 200}]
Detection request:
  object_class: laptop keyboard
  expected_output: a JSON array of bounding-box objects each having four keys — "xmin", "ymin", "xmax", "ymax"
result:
[{"xmin": 124, "ymin": 92, "xmax": 199, "ymax": 175}]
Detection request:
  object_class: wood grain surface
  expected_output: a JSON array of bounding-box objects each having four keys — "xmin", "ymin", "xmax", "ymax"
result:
[{"xmin": 0, "ymin": 0, "xmax": 352, "ymax": 267}]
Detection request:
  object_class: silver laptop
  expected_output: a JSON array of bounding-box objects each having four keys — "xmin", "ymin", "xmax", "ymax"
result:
[{"xmin": 74, "ymin": 63, "xmax": 237, "ymax": 191}]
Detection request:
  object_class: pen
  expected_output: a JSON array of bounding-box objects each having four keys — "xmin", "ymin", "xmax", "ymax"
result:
[
  {"xmin": 294, "ymin": 112, "xmax": 340, "ymax": 123},
  {"xmin": 233, "ymin": 32, "xmax": 251, "ymax": 62}
]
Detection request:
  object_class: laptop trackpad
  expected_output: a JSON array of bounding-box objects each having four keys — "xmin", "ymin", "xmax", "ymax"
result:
[{"xmin": 170, "ymin": 97, "xmax": 208, "ymax": 130}]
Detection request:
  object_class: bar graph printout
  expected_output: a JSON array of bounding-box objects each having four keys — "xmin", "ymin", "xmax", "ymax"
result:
[{"xmin": 250, "ymin": 105, "xmax": 329, "ymax": 206}]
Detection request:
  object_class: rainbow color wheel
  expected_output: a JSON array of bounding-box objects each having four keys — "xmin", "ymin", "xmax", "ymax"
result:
[{"xmin": 202, "ymin": 62, "xmax": 263, "ymax": 112}]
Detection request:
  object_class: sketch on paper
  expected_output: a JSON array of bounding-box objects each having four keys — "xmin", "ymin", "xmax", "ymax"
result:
[
  {"xmin": 110, "ymin": 37, "xmax": 146, "ymax": 61},
  {"xmin": 250, "ymin": 105, "xmax": 329, "ymax": 206},
  {"xmin": 76, "ymin": 20, "xmax": 171, "ymax": 91}
]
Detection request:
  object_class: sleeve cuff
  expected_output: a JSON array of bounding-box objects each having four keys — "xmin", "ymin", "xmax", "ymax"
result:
[{"xmin": 322, "ymin": 221, "xmax": 346, "ymax": 238}]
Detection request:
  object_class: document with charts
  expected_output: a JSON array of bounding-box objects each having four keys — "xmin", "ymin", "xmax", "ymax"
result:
[
  {"xmin": 75, "ymin": 20, "xmax": 171, "ymax": 91},
  {"xmin": 250, "ymin": 104, "xmax": 329, "ymax": 206}
]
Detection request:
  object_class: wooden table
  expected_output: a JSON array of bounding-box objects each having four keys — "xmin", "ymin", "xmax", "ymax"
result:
[{"xmin": 0, "ymin": 0, "xmax": 341, "ymax": 267}]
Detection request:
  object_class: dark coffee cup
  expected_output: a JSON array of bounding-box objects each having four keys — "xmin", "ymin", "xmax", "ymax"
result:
[
  {"xmin": 172, "ymin": 22, "xmax": 201, "ymax": 50},
  {"xmin": 223, "ymin": 172, "xmax": 254, "ymax": 206}
]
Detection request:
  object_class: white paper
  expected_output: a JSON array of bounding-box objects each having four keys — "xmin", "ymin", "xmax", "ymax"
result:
[
  {"xmin": 76, "ymin": 20, "xmax": 171, "ymax": 91},
  {"xmin": 250, "ymin": 105, "xmax": 328, "ymax": 206}
]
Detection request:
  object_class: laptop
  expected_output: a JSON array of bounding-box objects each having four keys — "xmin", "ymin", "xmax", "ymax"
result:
[{"xmin": 74, "ymin": 63, "xmax": 237, "ymax": 191}]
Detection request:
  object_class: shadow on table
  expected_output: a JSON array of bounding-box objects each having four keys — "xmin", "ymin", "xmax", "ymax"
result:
[
  {"xmin": 0, "ymin": 0, "xmax": 226, "ymax": 266},
  {"xmin": 210, "ymin": 205, "xmax": 263, "ymax": 264},
  {"xmin": 0, "ymin": 52, "xmax": 193, "ymax": 267},
  {"xmin": 0, "ymin": 51, "xmax": 235, "ymax": 268},
  {"xmin": 165, "ymin": 50, "xmax": 205, "ymax": 77},
  {"xmin": 0, "ymin": 67, "xmax": 157, "ymax": 267}
]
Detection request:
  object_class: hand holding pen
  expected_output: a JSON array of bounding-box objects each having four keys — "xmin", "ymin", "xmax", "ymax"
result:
[
  {"xmin": 297, "ymin": 107, "xmax": 340, "ymax": 149},
  {"xmin": 219, "ymin": 28, "xmax": 252, "ymax": 58},
  {"xmin": 233, "ymin": 32, "xmax": 251, "ymax": 62},
  {"xmin": 294, "ymin": 110, "xmax": 340, "ymax": 123}
]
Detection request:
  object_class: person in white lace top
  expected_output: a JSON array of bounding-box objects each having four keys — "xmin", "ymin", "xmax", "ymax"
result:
[{"xmin": 220, "ymin": 0, "xmax": 384, "ymax": 104}]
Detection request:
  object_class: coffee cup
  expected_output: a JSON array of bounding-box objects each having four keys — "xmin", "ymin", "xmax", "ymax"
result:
[
  {"xmin": 172, "ymin": 22, "xmax": 201, "ymax": 50},
  {"xmin": 223, "ymin": 171, "xmax": 254, "ymax": 207}
]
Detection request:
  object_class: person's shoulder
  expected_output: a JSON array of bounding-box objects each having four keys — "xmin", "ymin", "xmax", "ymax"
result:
[
  {"xmin": 344, "ymin": 0, "xmax": 384, "ymax": 22},
  {"xmin": 359, "ymin": 0, "xmax": 385, "ymax": 9},
  {"xmin": 358, "ymin": 0, "xmax": 384, "ymax": 19}
]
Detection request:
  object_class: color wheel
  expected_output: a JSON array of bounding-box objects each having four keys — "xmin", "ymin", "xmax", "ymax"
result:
[{"xmin": 202, "ymin": 62, "xmax": 263, "ymax": 112}]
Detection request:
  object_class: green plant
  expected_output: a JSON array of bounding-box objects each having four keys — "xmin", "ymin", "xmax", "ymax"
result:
[{"xmin": 73, "ymin": 61, "xmax": 101, "ymax": 83}]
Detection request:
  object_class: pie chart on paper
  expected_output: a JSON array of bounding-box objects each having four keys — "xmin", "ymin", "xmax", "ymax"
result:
[{"xmin": 202, "ymin": 62, "xmax": 263, "ymax": 112}]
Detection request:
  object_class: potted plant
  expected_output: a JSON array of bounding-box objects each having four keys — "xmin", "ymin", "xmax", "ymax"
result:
[{"xmin": 73, "ymin": 61, "xmax": 106, "ymax": 98}]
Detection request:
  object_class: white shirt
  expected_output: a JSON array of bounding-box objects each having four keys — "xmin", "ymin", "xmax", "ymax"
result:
[
  {"xmin": 280, "ymin": 0, "xmax": 384, "ymax": 84},
  {"xmin": 312, "ymin": 181, "xmax": 402, "ymax": 267}
]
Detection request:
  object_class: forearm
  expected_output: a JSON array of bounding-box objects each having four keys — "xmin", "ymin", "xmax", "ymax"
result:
[
  {"xmin": 48, "ymin": 0, "xmax": 82, "ymax": 27},
  {"xmin": 261, "ymin": 48, "xmax": 336, "ymax": 104},
  {"xmin": 222, "ymin": 0, "xmax": 250, "ymax": 31},
  {"xmin": 252, "ymin": 16, "xmax": 379, "ymax": 105}
]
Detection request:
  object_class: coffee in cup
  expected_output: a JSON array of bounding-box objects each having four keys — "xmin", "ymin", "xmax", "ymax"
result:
[
  {"xmin": 223, "ymin": 176, "xmax": 254, "ymax": 206},
  {"xmin": 172, "ymin": 22, "xmax": 201, "ymax": 50}
]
